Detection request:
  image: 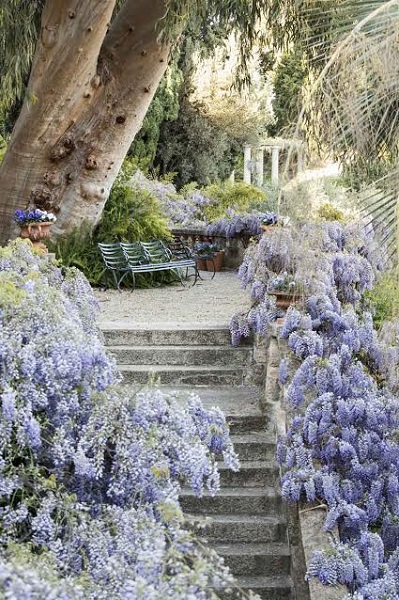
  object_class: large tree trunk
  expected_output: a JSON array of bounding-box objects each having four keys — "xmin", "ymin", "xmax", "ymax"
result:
[{"xmin": 0, "ymin": 0, "xmax": 171, "ymax": 245}]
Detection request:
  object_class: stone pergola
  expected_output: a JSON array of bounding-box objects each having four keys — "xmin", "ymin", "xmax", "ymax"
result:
[{"xmin": 243, "ymin": 138, "xmax": 305, "ymax": 187}]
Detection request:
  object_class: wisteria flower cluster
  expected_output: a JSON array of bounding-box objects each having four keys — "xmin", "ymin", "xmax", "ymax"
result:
[
  {"xmin": 0, "ymin": 239, "xmax": 240, "ymax": 599},
  {"xmin": 206, "ymin": 213, "xmax": 263, "ymax": 239},
  {"xmin": 264, "ymin": 224, "xmax": 399, "ymax": 596},
  {"xmin": 230, "ymin": 227, "xmax": 301, "ymax": 345},
  {"xmin": 13, "ymin": 208, "xmax": 57, "ymax": 225},
  {"xmin": 261, "ymin": 212, "xmax": 278, "ymax": 226},
  {"xmin": 195, "ymin": 241, "xmax": 218, "ymax": 256},
  {"xmin": 129, "ymin": 170, "xmax": 212, "ymax": 229},
  {"xmin": 267, "ymin": 272, "xmax": 302, "ymax": 294},
  {"xmin": 230, "ymin": 222, "xmax": 384, "ymax": 347}
]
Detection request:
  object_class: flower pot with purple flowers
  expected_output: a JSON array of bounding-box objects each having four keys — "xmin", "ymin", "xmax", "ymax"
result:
[
  {"xmin": 14, "ymin": 207, "xmax": 57, "ymax": 252},
  {"xmin": 268, "ymin": 272, "xmax": 305, "ymax": 310}
]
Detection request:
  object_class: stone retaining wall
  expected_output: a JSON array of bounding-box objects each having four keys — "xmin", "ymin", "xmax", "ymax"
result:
[
  {"xmin": 171, "ymin": 228, "xmax": 247, "ymax": 269},
  {"xmin": 261, "ymin": 323, "xmax": 346, "ymax": 600}
]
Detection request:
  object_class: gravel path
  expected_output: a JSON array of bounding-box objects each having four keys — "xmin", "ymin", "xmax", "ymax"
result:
[{"xmin": 94, "ymin": 270, "xmax": 251, "ymax": 329}]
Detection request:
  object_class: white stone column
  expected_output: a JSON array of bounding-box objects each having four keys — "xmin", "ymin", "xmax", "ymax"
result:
[
  {"xmin": 271, "ymin": 146, "xmax": 279, "ymax": 185},
  {"xmin": 255, "ymin": 146, "xmax": 264, "ymax": 187},
  {"xmin": 243, "ymin": 145, "xmax": 252, "ymax": 184}
]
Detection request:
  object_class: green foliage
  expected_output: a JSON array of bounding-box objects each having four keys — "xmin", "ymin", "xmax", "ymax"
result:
[
  {"xmin": 47, "ymin": 223, "xmax": 104, "ymax": 286},
  {"xmin": 156, "ymin": 97, "xmax": 240, "ymax": 188},
  {"xmin": 316, "ymin": 202, "xmax": 346, "ymax": 222},
  {"xmin": 129, "ymin": 64, "xmax": 184, "ymax": 165},
  {"xmin": 269, "ymin": 47, "xmax": 308, "ymax": 137},
  {"xmin": 0, "ymin": 0, "xmax": 42, "ymax": 116},
  {"xmin": 366, "ymin": 269, "xmax": 399, "ymax": 330},
  {"xmin": 97, "ymin": 183, "xmax": 171, "ymax": 243},
  {"xmin": 202, "ymin": 181, "xmax": 266, "ymax": 221},
  {"xmin": 50, "ymin": 180, "xmax": 172, "ymax": 288},
  {"xmin": 0, "ymin": 133, "xmax": 7, "ymax": 163}
]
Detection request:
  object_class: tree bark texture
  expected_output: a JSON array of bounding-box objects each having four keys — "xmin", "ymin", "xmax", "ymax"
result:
[{"xmin": 0, "ymin": 0, "xmax": 171, "ymax": 244}]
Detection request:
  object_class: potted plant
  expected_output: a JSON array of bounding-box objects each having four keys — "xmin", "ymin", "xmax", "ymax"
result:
[
  {"xmin": 14, "ymin": 208, "xmax": 57, "ymax": 251},
  {"xmin": 267, "ymin": 271, "xmax": 306, "ymax": 309},
  {"xmin": 194, "ymin": 241, "xmax": 218, "ymax": 271},
  {"xmin": 261, "ymin": 212, "xmax": 279, "ymax": 230}
]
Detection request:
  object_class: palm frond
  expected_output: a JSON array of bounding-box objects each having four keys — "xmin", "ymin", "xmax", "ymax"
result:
[{"xmin": 0, "ymin": 0, "xmax": 44, "ymax": 113}]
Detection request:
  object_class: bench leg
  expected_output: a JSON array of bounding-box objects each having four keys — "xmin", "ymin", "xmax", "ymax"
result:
[
  {"xmin": 170, "ymin": 267, "xmax": 185, "ymax": 286},
  {"xmin": 129, "ymin": 271, "xmax": 136, "ymax": 292},
  {"xmin": 112, "ymin": 271, "xmax": 122, "ymax": 293}
]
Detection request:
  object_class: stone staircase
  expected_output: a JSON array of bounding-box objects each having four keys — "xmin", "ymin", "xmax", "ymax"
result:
[
  {"xmin": 101, "ymin": 325, "xmax": 293, "ymax": 600},
  {"xmin": 104, "ymin": 326, "xmax": 252, "ymax": 386}
]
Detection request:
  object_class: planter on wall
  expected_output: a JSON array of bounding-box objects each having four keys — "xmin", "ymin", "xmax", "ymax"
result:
[
  {"xmin": 269, "ymin": 291, "xmax": 302, "ymax": 310},
  {"xmin": 20, "ymin": 222, "xmax": 52, "ymax": 252},
  {"xmin": 196, "ymin": 258, "xmax": 207, "ymax": 271}
]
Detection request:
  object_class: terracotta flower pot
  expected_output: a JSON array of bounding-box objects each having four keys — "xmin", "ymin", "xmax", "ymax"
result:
[
  {"xmin": 20, "ymin": 221, "xmax": 53, "ymax": 252},
  {"xmin": 214, "ymin": 251, "xmax": 224, "ymax": 272},
  {"xmin": 206, "ymin": 258, "xmax": 215, "ymax": 273},
  {"xmin": 20, "ymin": 221, "xmax": 53, "ymax": 241},
  {"xmin": 196, "ymin": 258, "xmax": 207, "ymax": 271},
  {"xmin": 270, "ymin": 291, "xmax": 301, "ymax": 310}
]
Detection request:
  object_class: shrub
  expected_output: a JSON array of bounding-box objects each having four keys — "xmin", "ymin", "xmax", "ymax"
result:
[
  {"xmin": 316, "ymin": 202, "xmax": 346, "ymax": 222},
  {"xmin": 202, "ymin": 182, "xmax": 266, "ymax": 222},
  {"xmin": 232, "ymin": 221, "xmax": 399, "ymax": 596},
  {"xmin": 365, "ymin": 268, "xmax": 399, "ymax": 330},
  {"xmin": 97, "ymin": 181, "xmax": 171, "ymax": 242},
  {"xmin": 0, "ymin": 239, "xmax": 239, "ymax": 599}
]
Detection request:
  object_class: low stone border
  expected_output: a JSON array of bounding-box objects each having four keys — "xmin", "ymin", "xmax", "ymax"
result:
[
  {"xmin": 260, "ymin": 323, "xmax": 346, "ymax": 600},
  {"xmin": 299, "ymin": 505, "xmax": 347, "ymax": 600}
]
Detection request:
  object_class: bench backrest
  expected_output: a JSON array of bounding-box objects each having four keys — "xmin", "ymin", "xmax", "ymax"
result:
[
  {"xmin": 120, "ymin": 242, "xmax": 149, "ymax": 266},
  {"xmin": 167, "ymin": 237, "xmax": 194, "ymax": 261},
  {"xmin": 98, "ymin": 243, "xmax": 127, "ymax": 270},
  {"xmin": 140, "ymin": 240, "xmax": 172, "ymax": 263}
]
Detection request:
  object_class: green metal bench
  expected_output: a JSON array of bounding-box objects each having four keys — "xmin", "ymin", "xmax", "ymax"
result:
[
  {"xmin": 98, "ymin": 240, "xmax": 198, "ymax": 291},
  {"xmin": 97, "ymin": 242, "xmax": 134, "ymax": 291},
  {"xmin": 134, "ymin": 240, "xmax": 198, "ymax": 287},
  {"xmin": 166, "ymin": 236, "xmax": 204, "ymax": 282}
]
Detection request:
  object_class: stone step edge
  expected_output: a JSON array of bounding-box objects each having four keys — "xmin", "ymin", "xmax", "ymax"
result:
[
  {"xmin": 101, "ymin": 325, "xmax": 232, "ymax": 332},
  {"xmin": 214, "ymin": 574, "xmax": 293, "ymax": 589},
  {"xmin": 118, "ymin": 365, "xmax": 245, "ymax": 372},
  {"xmin": 107, "ymin": 344, "xmax": 251, "ymax": 352},
  {"xmin": 229, "ymin": 433, "xmax": 277, "ymax": 444},
  {"xmin": 213, "ymin": 541, "xmax": 290, "ymax": 556},
  {"xmin": 180, "ymin": 486, "xmax": 280, "ymax": 498},
  {"xmin": 217, "ymin": 459, "xmax": 278, "ymax": 471},
  {"xmin": 184, "ymin": 512, "xmax": 288, "ymax": 526}
]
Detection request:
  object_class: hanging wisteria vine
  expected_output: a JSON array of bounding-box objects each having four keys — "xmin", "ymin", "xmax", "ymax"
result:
[
  {"xmin": 232, "ymin": 220, "xmax": 399, "ymax": 598},
  {"xmin": 0, "ymin": 239, "xmax": 240, "ymax": 599}
]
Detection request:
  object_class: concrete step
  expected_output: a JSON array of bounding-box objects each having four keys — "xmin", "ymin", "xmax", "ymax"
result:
[
  {"xmin": 219, "ymin": 460, "xmax": 279, "ymax": 488},
  {"xmin": 180, "ymin": 487, "xmax": 282, "ymax": 515},
  {"xmin": 187, "ymin": 513, "xmax": 288, "ymax": 543},
  {"xmin": 119, "ymin": 385, "xmax": 268, "ymax": 433},
  {"xmin": 228, "ymin": 433, "xmax": 277, "ymax": 461},
  {"xmin": 119, "ymin": 364, "xmax": 245, "ymax": 386},
  {"xmin": 107, "ymin": 344, "xmax": 252, "ymax": 367},
  {"xmin": 102, "ymin": 326, "xmax": 247, "ymax": 347},
  {"xmin": 214, "ymin": 542, "xmax": 290, "ymax": 577},
  {"xmin": 215, "ymin": 575, "xmax": 292, "ymax": 600}
]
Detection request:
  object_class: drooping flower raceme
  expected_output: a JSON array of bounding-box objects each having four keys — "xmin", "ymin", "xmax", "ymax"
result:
[
  {"xmin": 232, "ymin": 220, "xmax": 399, "ymax": 595},
  {"xmin": 266, "ymin": 225, "xmax": 399, "ymax": 596},
  {"xmin": 0, "ymin": 239, "xmax": 239, "ymax": 599}
]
